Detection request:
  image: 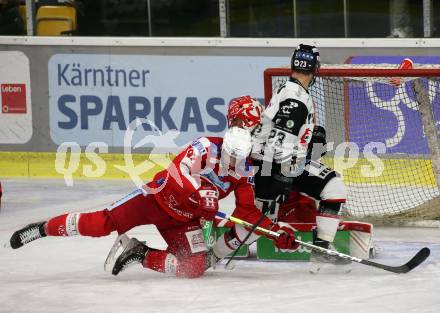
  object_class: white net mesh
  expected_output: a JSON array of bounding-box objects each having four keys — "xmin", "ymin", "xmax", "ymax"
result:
[{"xmin": 265, "ymin": 66, "xmax": 440, "ymax": 224}]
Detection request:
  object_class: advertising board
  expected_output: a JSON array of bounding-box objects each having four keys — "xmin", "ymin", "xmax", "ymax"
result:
[
  {"xmin": 347, "ymin": 56, "xmax": 440, "ymax": 155},
  {"xmin": 0, "ymin": 51, "xmax": 32, "ymax": 144},
  {"xmin": 48, "ymin": 54, "xmax": 286, "ymax": 150}
]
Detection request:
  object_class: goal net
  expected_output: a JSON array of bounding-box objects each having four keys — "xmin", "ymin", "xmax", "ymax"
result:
[{"xmin": 264, "ymin": 66, "xmax": 440, "ymax": 226}]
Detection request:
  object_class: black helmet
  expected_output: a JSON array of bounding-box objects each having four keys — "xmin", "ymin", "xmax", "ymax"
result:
[{"xmin": 291, "ymin": 44, "xmax": 320, "ymax": 74}]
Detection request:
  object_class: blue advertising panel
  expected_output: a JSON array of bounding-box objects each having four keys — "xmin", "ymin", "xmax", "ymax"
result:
[
  {"xmin": 48, "ymin": 54, "xmax": 285, "ymax": 150},
  {"xmin": 346, "ymin": 56, "xmax": 440, "ymax": 155}
]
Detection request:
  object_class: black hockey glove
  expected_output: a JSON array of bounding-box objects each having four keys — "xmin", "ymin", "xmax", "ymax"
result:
[{"xmin": 307, "ymin": 125, "xmax": 327, "ymax": 161}]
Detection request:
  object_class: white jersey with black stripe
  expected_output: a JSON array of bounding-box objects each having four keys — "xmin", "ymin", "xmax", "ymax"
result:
[{"xmin": 252, "ymin": 78, "xmax": 315, "ymax": 164}]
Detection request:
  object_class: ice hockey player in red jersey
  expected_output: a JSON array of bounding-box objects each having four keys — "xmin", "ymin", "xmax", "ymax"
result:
[{"xmin": 9, "ymin": 96, "xmax": 298, "ymax": 278}]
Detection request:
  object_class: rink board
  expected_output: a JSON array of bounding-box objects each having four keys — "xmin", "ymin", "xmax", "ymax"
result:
[
  {"xmin": 0, "ymin": 151, "xmax": 171, "ymax": 180},
  {"xmin": 256, "ymin": 231, "xmax": 350, "ymax": 261},
  {"xmin": 0, "ymin": 151, "xmax": 436, "ymax": 187},
  {"xmin": 217, "ymin": 221, "xmax": 373, "ymax": 261},
  {"xmin": 216, "ymin": 228, "xmax": 350, "ymax": 261}
]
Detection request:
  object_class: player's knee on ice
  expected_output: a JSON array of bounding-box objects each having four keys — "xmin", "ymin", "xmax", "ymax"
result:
[{"xmin": 175, "ymin": 254, "xmax": 206, "ymax": 278}]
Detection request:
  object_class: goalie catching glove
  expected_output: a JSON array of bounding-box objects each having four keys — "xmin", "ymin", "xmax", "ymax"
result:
[{"xmin": 270, "ymin": 222, "xmax": 299, "ymax": 252}]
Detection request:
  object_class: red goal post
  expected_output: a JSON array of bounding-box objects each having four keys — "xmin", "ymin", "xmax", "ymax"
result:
[
  {"xmin": 264, "ymin": 67, "xmax": 440, "ymax": 104},
  {"xmin": 264, "ymin": 66, "xmax": 440, "ymax": 225}
]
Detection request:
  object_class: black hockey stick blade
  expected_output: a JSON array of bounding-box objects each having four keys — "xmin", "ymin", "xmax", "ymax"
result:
[
  {"xmin": 360, "ymin": 247, "xmax": 430, "ymax": 274},
  {"xmin": 216, "ymin": 213, "xmax": 431, "ymax": 275}
]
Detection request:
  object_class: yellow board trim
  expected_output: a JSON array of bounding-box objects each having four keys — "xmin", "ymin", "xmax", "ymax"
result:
[
  {"xmin": 0, "ymin": 152, "xmax": 436, "ymax": 187},
  {"xmin": 0, "ymin": 151, "xmax": 173, "ymax": 180},
  {"xmin": 324, "ymin": 156, "xmax": 436, "ymax": 187}
]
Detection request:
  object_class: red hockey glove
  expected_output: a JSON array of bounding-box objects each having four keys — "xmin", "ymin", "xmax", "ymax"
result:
[
  {"xmin": 271, "ymin": 222, "xmax": 299, "ymax": 252},
  {"xmin": 196, "ymin": 182, "xmax": 219, "ymax": 222}
]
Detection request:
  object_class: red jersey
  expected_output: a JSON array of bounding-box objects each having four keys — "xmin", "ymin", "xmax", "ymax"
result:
[{"xmin": 145, "ymin": 137, "xmax": 274, "ymax": 229}]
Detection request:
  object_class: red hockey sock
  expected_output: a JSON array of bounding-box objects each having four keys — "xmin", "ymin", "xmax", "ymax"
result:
[
  {"xmin": 143, "ymin": 251, "xmax": 206, "ymax": 278},
  {"xmin": 45, "ymin": 214, "xmax": 70, "ymax": 236},
  {"xmin": 175, "ymin": 254, "xmax": 206, "ymax": 278},
  {"xmin": 143, "ymin": 250, "xmax": 178, "ymax": 274},
  {"xmin": 45, "ymin": 210, "xmax": 116, "ymax": 237}
]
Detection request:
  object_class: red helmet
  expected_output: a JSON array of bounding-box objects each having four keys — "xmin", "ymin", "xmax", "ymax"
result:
[{"xmin": 227, "ymin": 96, "xmax": 263, "ymax": 131}]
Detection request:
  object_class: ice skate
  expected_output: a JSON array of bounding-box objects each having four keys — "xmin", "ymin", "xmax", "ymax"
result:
[
  {"xmin": 9, "ymin": 222, "xmax": 47, "ymax": 249},
  {"xmin": 309, "ymin": 240, "xmax": 352, "ymax": 274},
  {"xmin": 204, "ymin": 250, "xmax": 221, "ymax": 270},
  {"xmin": 112, "ymin": 237, "xmax": 149, "ymax": 276}
]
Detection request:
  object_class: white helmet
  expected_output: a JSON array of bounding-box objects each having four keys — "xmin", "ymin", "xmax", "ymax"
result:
[{"xmin": 222, "ymin": 126, "xmax": 252, "ymax": 159}]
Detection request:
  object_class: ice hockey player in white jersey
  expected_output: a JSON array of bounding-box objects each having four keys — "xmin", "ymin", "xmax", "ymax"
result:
[
  {"xmin": 213, "ymin": 44, "xmax": 349, "ymax": 272},
  {"xmin": 251, "ymin": 44, "xmax": 317, "ymax": 191},
  {"xmin": 255, "ymin": 44, "xmax": 348, "ymax": 271}
]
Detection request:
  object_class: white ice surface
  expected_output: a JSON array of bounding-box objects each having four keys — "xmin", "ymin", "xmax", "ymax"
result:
[{"xmin": 0, "ymin": 179, "xmax": 439, "ymax": 313}]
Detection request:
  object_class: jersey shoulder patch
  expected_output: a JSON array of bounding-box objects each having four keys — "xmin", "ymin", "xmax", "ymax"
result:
[
  {"xmin": 273, "ymin": 98, "xmax": 309, "ymax": 135},
  {"xmin": 191, "ymin": 137, "xmax": 210, "ymax": 155}
]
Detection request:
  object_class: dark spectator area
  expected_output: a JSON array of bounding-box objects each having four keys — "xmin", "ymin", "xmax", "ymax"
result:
[{"xmin": 0, "ymin": 0, "xmax": 438, "ymax": 37}]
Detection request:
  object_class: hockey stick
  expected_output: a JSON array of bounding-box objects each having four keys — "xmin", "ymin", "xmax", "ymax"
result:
[
  {"xmin": 216, "ymin": 212, "xmax": 431, "ymax": 274},
  {"xmin": 224, "ymin": 211, "xmax": 267, "ymax": 269}
]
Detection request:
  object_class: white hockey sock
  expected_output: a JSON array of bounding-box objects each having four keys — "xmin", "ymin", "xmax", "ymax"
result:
[
  {"xmin": 65, "ymin": 213, "xmax": 81, "ymax": 236},
  {"xmin": 316, "ymin": 213, "xmax": 340, "ymax": 242},
  {"xmin": 213, "ymin": 233, "xmax": 241, "ymax": 259},
  {"xmin": 213, "ymin": 225, "xmax": 260, "ymax": 259}
]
